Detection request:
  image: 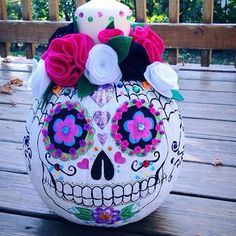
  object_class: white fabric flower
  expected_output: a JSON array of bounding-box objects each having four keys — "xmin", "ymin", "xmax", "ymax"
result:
[
  {"xmin": 30, "ymin": 59, "xmax": 51, "ymax": 100},
  {"xmin": 144, "ymin": 62, "xmax": 179, "ymax": 98},
  {"xmin": 84, "ymin": 44, "xmax": 122, "ymax": 85}
]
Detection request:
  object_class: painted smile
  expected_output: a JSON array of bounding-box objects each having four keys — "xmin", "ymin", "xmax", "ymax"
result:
[{"xmin": 42, "ymin": 164, "xmax": 164, "ymax": 208}]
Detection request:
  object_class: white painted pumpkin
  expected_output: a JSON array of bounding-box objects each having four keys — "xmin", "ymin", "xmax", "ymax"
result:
[{"xmin": 23, "ymin": 81, "xmax": 184, "ymax": 227}]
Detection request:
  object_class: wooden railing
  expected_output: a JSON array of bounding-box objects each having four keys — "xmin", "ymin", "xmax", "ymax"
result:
[{"xmin": 0, "ymin": 0, "xmax": 236, "ymax": 66}]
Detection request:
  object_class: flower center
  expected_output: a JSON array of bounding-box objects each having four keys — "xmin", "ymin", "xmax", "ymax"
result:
[
  {"xmin": 138, "ymin": 123, "xmax": 145, "ymax": 131},
  {"xmin": 100, "ymin": 212, "xmax": 111, "ymax": 221},
  {"xmin": 62, "ymin": 126, "xmax": 70, "ymax": 134}
]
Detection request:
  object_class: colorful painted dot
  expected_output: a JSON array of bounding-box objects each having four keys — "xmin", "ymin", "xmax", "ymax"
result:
[
  {"xmin": 54, "ymin": 164, "xmax": 61, "ymax": 171},
  {"xmin": 143, "ymin": 160, "xmax": 150, "ymax": 168},
  {"xmin": 133, "ymin": 86, "xmax": 140, "ymax": 93},
  {"xmin": 98, "ymin": 11, "xmax": 103, "ymax": 17},
  {"xmin": 135, "ymin": 175, "xmax": 141, "ymax": 180},
  {"xmin": 107, "ymin": 146, "xmax": 113, "ymax": 151},
  {"xmin": 117, "ymin": 82, "xmax": 123, "ymax": 88},
  {"xmin": 79, "ymin": 12, "xmax": 84, "ymax": 18},
  {"xmin": 63, "ymin": 89, "xmax": 71, "ymax": 96},
  {"xmin": 88, "ymin": 16, "xmax": 93, "ymax": 22},
  {"xmin": 119, "ymin": 10, "xmax": 124, "ymax": 17},
  {"xmin": 150, "ymin": 166, "xmax": 155, "ymax": 171}
]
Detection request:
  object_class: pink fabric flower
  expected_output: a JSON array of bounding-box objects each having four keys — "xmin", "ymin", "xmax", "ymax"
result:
[
  {"xmin": 98, "ymin": 28, "xmax": 124, "ymax": 44},
  {"xmin": 124, "ymin": 111, "xmax": 154, "ymax": 144},
  {"xmin": 129, "ymin": 26, "xmax": 164, "ymax": 63},
  {"xmin": 53, "ymin": 115, "xmax": 82, "ymax": 146},
  {"xmin": 43, "ymin": 34, "xmax": 94, "ymax": 87}
]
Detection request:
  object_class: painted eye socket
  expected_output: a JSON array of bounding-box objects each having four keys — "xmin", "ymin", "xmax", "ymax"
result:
[
  {"xmin": 111, "ymin": 99, "xmax": 164, "ymax": 156},
  {"xmin": 42, "ymin": 101, "xmax": 94, "ymax": 161},
  {"xmin": 172, "ymin": 141, "xmax": 179, "ymax": 152}
]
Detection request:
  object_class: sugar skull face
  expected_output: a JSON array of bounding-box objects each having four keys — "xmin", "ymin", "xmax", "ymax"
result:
[{"xmin": 23, "ymin": 81, "xmax": 184, "ymax": 227}]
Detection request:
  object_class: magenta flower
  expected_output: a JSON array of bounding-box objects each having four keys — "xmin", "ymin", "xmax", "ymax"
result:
[
  {"xmin": 92, "ymin": 207, "xmax": 121, "ymax": 224},
  {"xmin": 124, "ymin": 111, "xmax": 154, "ymax": 144},
  {"xmin": 53, "ymin": 115, "xmax": 82, "ymax": 147}
]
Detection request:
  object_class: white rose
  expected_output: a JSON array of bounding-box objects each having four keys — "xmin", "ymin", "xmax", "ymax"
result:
[
  {"xmin": 30, "ymin": 59, "xmax": 51, "ymax": 100},
  {"xmin": 84, "ymin": 44, "xmax": 122, "ymax": 85},
  {"xmin": 144, "ymin": 61, "xmax": 179, "ymax": 98}
]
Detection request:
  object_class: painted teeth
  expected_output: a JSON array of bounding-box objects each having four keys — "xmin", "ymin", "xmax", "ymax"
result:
[{"xmin": 44, "ymin": 172, "xmax": 162, "ymax": 207}]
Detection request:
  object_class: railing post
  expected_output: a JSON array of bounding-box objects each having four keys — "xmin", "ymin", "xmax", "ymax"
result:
[
  {"xmin": 135, "ymin": 0, "xmax": 147, "ymax": 22},
  {"xmin": 21, "ymin": 0, "xmax": 35, "ymax": 59},
  {"xmin": 0, "ymin": 0, "xmax": 9, "ymax": 58},
  {"xmin": 76, "ymin": 0, "xmax": 87, "ymax": 8},
  {"xmin": 201, "ymin": 0, "xmax": 214, "ymax": 67},
  {"xmin": 48, "ymin": 0, "xmax": 59, "ymax": 21},
  {"xmin": 168, "ymin": 0, "xmax": 179, "ymax": 65}
]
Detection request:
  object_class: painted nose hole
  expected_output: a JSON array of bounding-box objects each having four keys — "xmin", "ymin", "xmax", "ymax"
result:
[{"xmin": 91, "ymin": 150, "xmax": 114, "ymax": 180}]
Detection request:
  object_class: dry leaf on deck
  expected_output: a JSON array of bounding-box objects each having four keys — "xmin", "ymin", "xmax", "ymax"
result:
[
  {"xmin": 2, "ymin": 57, "xmax": 11, "ymax": 63},
  {"xmin": 213, "ymin": 158, "xmax": 223, "ymax": 167},
  {"xmin": 7, "ymin": 78, "xmax": 23, "ymax": 86},
  {"xmin": 0, "ymin": 85, "xmax": 13, "ymax": 94}
]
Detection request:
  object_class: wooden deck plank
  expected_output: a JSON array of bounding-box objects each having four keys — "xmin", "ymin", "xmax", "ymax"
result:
[
  {"xmin": 0, "ymin": 212, "xmax": 141, "ymax": 236},
  {"xmin": 0, "ymin": 157, "xmax": 235, "ymax": 202},
  {"xmin": 1, "ymin": 101, "xmax": 236, "ymax": 123},
  {"xmin": 1, "ymin": 137, "xmax": 236, "ymax": 175},
  {"xmin": 0, "ymin": 172, "xmax": 235, "ymax": 236},
  {"xmin": 1, "ymin": 114, "xmax": 235, "ymax": 144}
]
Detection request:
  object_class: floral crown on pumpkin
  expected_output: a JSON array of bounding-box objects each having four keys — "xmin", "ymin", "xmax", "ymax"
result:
[{"xmin": 38, "ymin": 19, "xmax": 183, "ymax": 100}]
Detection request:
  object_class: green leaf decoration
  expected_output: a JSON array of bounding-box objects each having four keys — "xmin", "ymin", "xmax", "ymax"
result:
[
  {"xmin": 171, "ymin": 90, "xmax": 184, "ymax": 101},
  {"xmin": 73, "ymin": 13, "xmax": 79, "ymax": 33},
  {"xmin": 120, "ymin": 204, "xmax": 137, "ymax": 220},
  {"xmin": 107, "ymin": 36, "xmax": 132, "ymax": 63},
  {"xmin": 34, "ymin": 54, "xmax": 41, "ymax": 62},
  {"xmin": 77, "ymin": 75, "xmax": 98, "ymax": 98},
  {"xmin": 106, "ymin": 18, "xmax": 115, "ymax": 29},
  {"xmin": 130, "ymin": 22, "xmax": 145, "ymax": 30},
  {"xmin": 72, "ymin": 207, "xmax": 93, "ymax": 221}
]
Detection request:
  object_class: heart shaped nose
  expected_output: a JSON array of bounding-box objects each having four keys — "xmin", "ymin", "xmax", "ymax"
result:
[{"xmin": 91, "ymin": 150, "xmax": 114, "ymax": 180}]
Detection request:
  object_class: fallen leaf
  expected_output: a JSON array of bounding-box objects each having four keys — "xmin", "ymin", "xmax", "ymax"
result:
[
  {"xmin": 0, "ymin": 85, "xmax": 13, "ymax": 94},
  {"xmin": 7, "ymin": 78, "xmax": 23, "ymax": 86},
  {"xmin": 2, "ymin": 57, "xmax": 11, "ymax": 63},
  {"xmin": 214, "ymin": 158, "xmax": 223, "ymax": 167}
]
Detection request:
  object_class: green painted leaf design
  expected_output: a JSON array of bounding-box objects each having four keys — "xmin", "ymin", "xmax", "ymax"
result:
[
  {"xmin": 120, "ymin": 204, "xmax": 137, "ymax": 220},
  {"xmin": 171, "ymin": 90, "xmax": 184, "ymax": 101},
  {"xmin": 107, "ymin": 36, "xmax": 132, "ymax": 63},
  {"xmin": 77, "ymin": 75, "xmax": 98, "ymax": 98},
  {"xmin": 106, "ymin": 18, "xmax": 115, "ymax": 29},
  {"xmin": 130, "ymin": 22, "xmax": 145, "ymax": 29},
  {"xmin": 34, "ymin": 54, "xmax": 41, "ymax": 62},
  {"xmin": 72, "ymin": 207, "xmax": 93, "ymax": 221}
]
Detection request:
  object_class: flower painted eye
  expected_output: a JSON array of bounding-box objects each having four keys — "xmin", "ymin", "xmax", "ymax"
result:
[
  {"xmin": 111, "ymin": 100, "xmax": 164, "ymax": 156},
  {"xmin": 42, "ymin": 101, "xmax": 94, "ymax": 161}
]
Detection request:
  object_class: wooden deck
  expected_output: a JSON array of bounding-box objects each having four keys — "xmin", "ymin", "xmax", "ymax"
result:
[{"xmin": 0, "ymin": 57, "xmax": 236, "ymax": 235}]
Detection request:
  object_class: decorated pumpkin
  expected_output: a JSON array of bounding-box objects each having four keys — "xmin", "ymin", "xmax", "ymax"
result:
[{"xmin": 23, "ymin": 0, "xmax": 184, "ymax": 227}]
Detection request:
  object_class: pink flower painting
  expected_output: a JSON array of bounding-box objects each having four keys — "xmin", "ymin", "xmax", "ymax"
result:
[{"xmin": 124, "ymin": 111, "xmax": 154, "ymax": 144}]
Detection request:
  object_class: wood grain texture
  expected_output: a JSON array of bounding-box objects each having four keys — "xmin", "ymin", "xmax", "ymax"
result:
[
  {"xmin": 168, "ymin": 0, "xmax": 179, "ymax": 64},
  {"xmin": 201, "ymin": 0, "xmax": 214, "ymax": 66},
  {"xmin": 0, "ymin": 0, "xmax": 8, "ymax": 57},
  {"xmin": 1, "ymin": 21, "xmax": 235, "ymax": 49},
  {"xmin": 48, "ymin": 0, "xmax": 59, "ymax": 21},
  {"xmin": 75, "ymin": 0, "xmax": 87, "ymax": 8},
  {"xmin": 0, "ymin": 212, "xmax": 141, "ymax": 236},
  {"xmin": 135, "ymin": 0, "xmax": 146, "ymax": 22},
  {"xmin": 20, "ymin": 0, "xmax": 35, "ymax": 59},
  {"xmin": 0, "ymin": 171, "xmax": 235, "ymax": 236}
]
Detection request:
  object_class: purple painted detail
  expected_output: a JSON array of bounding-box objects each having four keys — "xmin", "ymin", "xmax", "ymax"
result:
[
  {"xmin": 92, "ymin": 207, "xmax": 121, "ymax": 224},
  {"xmin": 90, "ymin": 84, "xmax": 114, "ymax": 107},
  {"xmin": 93, "ymin": 111, "xmax": 111, "ymax": 129},
  {"xmin": 79, "ymin": 12, "xmax": 84, "ymax": 18},
  {"xmin": 97, "ymin": 133, "xmax": 108, "ymax": 146}
]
